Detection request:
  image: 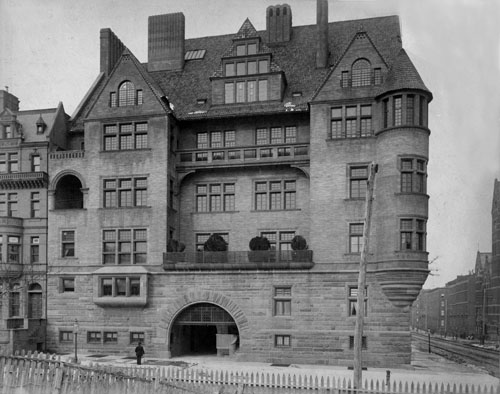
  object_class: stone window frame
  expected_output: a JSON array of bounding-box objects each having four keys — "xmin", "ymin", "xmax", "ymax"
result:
[
  {"xmin": 195, "ymin": 232, "xmax": 229, "ymax": 251},
  {"xmin": 253, "ymin": 179, "xmax": 297, "ymax": 211},
  {"xmin": 59, "ymin": 330, "xmax": 74, "ymax": 343},
  {"xmin": 103, "ymin": 121, "xmax": 148, "ymax": 151},
  {"xmin": 30, "ymin": 236, "xmax": 39, "ymax": 263},
  {"xmin": 273, "ymin": 286, "xmax": 292, "ymax": 316},
  {"xmin": 274, "ymin": 334, "xmax": 291, "ymax": 347},
  {"xmin": 102, "ymin": 176, "xmax": 148, "ymax": 208},
  {"xmin": 349, "ymin": 335, "xmax": 367, "ymax": 349},
  {"xmin": 329, "ymin": 104, "xmax": 374, "ymax": 139},
  {"xmin": 130, "ymin": 332, "xmax": 145, "ymax": 344},
  {"xmin": 59, "ymin": 277, "xmax": 75, "ymax": 293},
  {"xmin": 103, "ymin": 331, "xmax": 118, "ymax": 343},
  {"xmin": 347, "ymin": 285, "xmax": 368, "ymax": 317},
  {"xmin": 102, "ymin": 228, "xmax": 147, "ymax": 265},
  {"xmin": 399, "ymin": 217, "xmax": 427, "ymax": 252},
  {"xmin": 61, "ymin": 230, "xmax": 75, "ymax": 258},
  {"xmin": 399, "ymin": 156, "xmax": 427, "ymax": 194},
  {"xmin": 348, "ymin": 223, "xmax": 364, "ymax": 254},
  {"xmin": 224, "ymin": 78, "xmax": 268, "ymax": 104},
  {"xmin": 92, "ymin": 267, "xmax": 148, "ymax": 307},
  {"xmin": 87, "ymin": 331, "xmax": 102, "ymax": 343},
  {"xmin": 195, "ymin": 182, "xmax": 235, "ymax": 213},
  {"xmin": 347, "ymin": 164, "xmax": 369, "ymax": 199}
]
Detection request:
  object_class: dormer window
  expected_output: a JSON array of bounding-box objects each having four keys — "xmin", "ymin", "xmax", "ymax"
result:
[
  {"xmin": 224, "ymin": 58, "xmax": 269, "ymax": 77},
  {"xmin": 109, "ymin": 81, "xmax": 143, "ymax": 107},
  {"xmin": 340, "ymin": 59, "xmax": 384, "ymax": 88},
  {"xmin": 5, "ymin": 125, "xmax": 12, "ymax": 139},
  {"xmin": 235, "ymin": 41, "xmax": 258, "ymax": 56},
  {"xmin": 36, "ymin": 114, "xmax": 47, "ymax": 134}
]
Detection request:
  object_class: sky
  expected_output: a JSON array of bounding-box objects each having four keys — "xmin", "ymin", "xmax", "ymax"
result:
[{"xmin": 1, "ymin": 0, "xmax": 499, "ymax": 289}]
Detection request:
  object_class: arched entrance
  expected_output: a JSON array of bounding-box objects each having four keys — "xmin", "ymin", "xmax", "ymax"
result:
[
  {"xmin": 54, "ymin": 174, "xmax": 83, "ymax": 209},
  {"xmin": 170, "ymin": 303, "xmax": 239, "ymax": 357}
]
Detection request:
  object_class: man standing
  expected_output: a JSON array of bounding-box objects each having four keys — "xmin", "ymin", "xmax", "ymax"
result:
[{"xmin": 135, "ymin": 342, "xmax": 145, "ymax": 365}]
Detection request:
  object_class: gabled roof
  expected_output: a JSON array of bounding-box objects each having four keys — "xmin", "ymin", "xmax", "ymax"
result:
[
  {"xmin": 234, "ymin": 18, "xmax": 259, "ymax": 40},
  {"xmin": 375, "ymin": 48, "xmax": 432, "ymax": 100}
]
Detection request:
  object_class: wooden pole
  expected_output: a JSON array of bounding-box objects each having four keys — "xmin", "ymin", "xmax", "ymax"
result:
[{"xmin": 353, "ymin": 162, "xmax": 377, "ymax": 391}]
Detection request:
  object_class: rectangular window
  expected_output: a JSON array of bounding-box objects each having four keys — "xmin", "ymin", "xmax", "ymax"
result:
[
  {"xmin": 32, "ymin": 155, "xmax": 41, "ymax": 172},
  {"xmin": 62, "ymin": 230, "xmax": 75, "ymax": 257},
  {"xmin": 103, "ymin": 177, "xmax": 147, "ymax": 208},
  {"xmin": 256, "ymin": 128, "xmax": 269, "ymax": 145},
  {"xmin": 196, "ymin": 183, "xmax": 235, "ymax": 212},
  {"xmin": 406, "ymin": 95, "xmax": 415, "ymax": 125},
  {"xmin": 349, "ymin": 223, "xmax": 364, "ymax": 253},
  {"xmin": 103, "ymin": 122, "xmax": 148, "ymax": 151},
  {"xmin": 130, "ymin": 332, "xmax": 145, "ymax": 344},
  {"xmin": 31, "ymin": 192, "xmax": 40, "ymax": 218},
  {"xmin": 331, "ymin": 105, "xmax": 372, "ymax": 139},
  {"xmin": 100, "ymin": 277, "xmax": 141, "ymax": 297},
  {"xmin": 104, "ymin": 332, "xmax": 118, "ymax": 343},
  {"xmin": 348, "ymin": 286, "xmax": 368, "ymax": 316},
  {"xmin": 254, "ymin": 180, "xmax": 296, "ymax": 210},
  {"xmin": 224, "ymin": 130, "xmax": 236, "ymax": 147},
  {"xmin": 4, "ymin": 125, "xmax": 12, "ymax": 138},
  {"xmin": 270, "ymin": 127, "xmax": 282, "ymax": 144},
  {"xmin": 373, "ymin": 68, "xmax": 382, "ymax": 85},
  {"xmin": 59, "ymin": 331, "xmax": 73, "ymax": 342},
  {"xmin": 247, "ymin": 81, "xmax": 256, "ymax": 102},
  {"xmin": 345, "ymin": 106, "xmax": 357, "ymax": 138},
  {"xmin": 7, "ymin": 193, "xmax": 17, "ymax": 217},
  {"xmin": 259, "ymin": 60, "xmax": 269, "ymax": 73},
  {"xmin": 247, "ymin": 61, "xmax": 257, "ymax": 75},
  {"xmin": 400, "ymin": 157, "xmax": 427, "ymax": 193},
  {"xmin": 383, "ymin": 99, "xmax": 389, "ymax": 128},
  {"xmin": 399, "ymin": 218, "xmax": 427, "ymax": 251},
  {"xmin": 195, "ymin": 233, "xmax": 229, "ymax": 251},
  {"xmin": 62, "ymin": 278, "xmax": 75, "ymax": 292},
  {"xmin": 349, "ymin": 336, "xmax": 367, "ymax": 349},
  {"xmin": 261, "ymin": 231, "xmax": 296, "ymax": 253},
  {"xmin": 275, "ymin": 335, "xmax": 291, "ymax": 347},
  {"xmin": 274, "ymin": 287, "xmax": 292, "ymax": 316},
  {"xmin": 30, "ymin": 237, "xmax": 39, "ymax": 263},
  {"xmin": 88, "ymin": 331, "xmax": 102, "ymax": 343},
  {"xmin": 236, "ymin": 62, "xmax": 246, "ymax": 76},
  {"xmin": 225, "ymin": 82, "xmax": 234, "ymax": 104},
  {"xmin": 349, "ymin": 166, "xmax": 368, "ymax": 199},
  {"xmin": 341, "ymin": 71, "xmax": 350, "ymax": 88},
  {"xmin": 9, "ymin": 291, "xmax": 20, "ymax": 317},
  {"xmin": 7, "ymin": 153, "xmax": 18, "ymax": 173},
  {"xmin": 331, "ymin": 107, "xmax": 343, "ymax": 138},
  {"xmin": 236, "ymin": 81, "xmax": 245, "ymax": 102},
  {"xmin": 393, "ymin": 96, "xmax": 402, "ymax": 126},
  {"xmin": 258, "ymin": 80, "xmax": 268, "ymax": 101},
  {"xmin": 110, "ymin": 92, "xmax": 117, "ymax": 107},
  {"xmin": 225, "ymin": 63, "xmax": 235, "ymax": 77},
  {"xmin": 102, "ymin": 228, "xmax": 147, "ymax": 264},
  {"xmin": 236, "ymin": 44, "xmax": 246, "ymax": 56},
  {"xmin": 136, "ymin": 90, "xmax": 143, "ymax": 105},
  {"xmin": 6, "ymin": 236, "xmax": 19, "ymax": 263},
  {"xmin": 419, "ymin": 96, "xmax": 426, "ymax": 126},
  {"xmin": 284, "ymin": 126, "xmax": 296, "ymax": 143},
  {"xmin": 197, "ymin": 132, "xmax": 208, "ymax": 149},
  {"xmin": 360, "ymin": 105, "xmax": 372, "ymax": 136}
]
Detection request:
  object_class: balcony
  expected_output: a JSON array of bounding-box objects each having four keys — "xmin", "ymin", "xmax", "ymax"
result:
[
  {"xmin": 163, "ymin": 250, "xmax": 314, "ymax": 271},
  {"xmin": 0, "ymin": 172, "xmax": 48, "ymax": 189},
  {"xmin": 49, "ymin": 150, "xmax": 85, "ymax": 161},
  {"xmin": 0, "ymin": 262, "xmax": 23, "ymax": 279},
  {"xmin": 177, "ymin": 143, "xmax": 309, "ymax": 171}
]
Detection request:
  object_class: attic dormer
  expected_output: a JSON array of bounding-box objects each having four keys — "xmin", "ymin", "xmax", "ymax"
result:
[
  {"xmin": 36, "ymin": 114, "xmax": 47, "ymax": 134},
  {"xmin": 210, "ymin": 19, "xmax": 287, "ymax": 105}
]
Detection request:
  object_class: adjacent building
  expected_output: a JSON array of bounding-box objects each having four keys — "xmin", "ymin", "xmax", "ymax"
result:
[
  {"xmin": 0, "ymin": 89, "xmax": 68, "ymax": 352},
  {"xmin": 45, "ymin": 1, "xmax": 432, "ymax": 366}
]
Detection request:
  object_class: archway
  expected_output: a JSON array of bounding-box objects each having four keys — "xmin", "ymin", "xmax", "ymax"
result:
[
  {"xmin": 54, "ymin": 174, "xmax": 83, "ymax": 209},
  {"xmin": 170, "ymin": 303, "xmax": 239, "ymax": 357}
]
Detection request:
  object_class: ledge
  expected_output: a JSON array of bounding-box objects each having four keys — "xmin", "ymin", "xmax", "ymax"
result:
[{"xmin": 93, "ymin": 296, "xmax": 147, "ymax": 307}]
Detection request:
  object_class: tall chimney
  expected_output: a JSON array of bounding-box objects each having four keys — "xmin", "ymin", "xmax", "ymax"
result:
[
  {"xmin": 266, "ymin": 4, "xmax": 292, "ymax": 43},
  {"xmin": 100, "ymin": 28, "xmax": 126, "ymax": 75},
  {"xmin": 316, "ymin": 0, "xmax": 329, "ymax": 68},
  {"xmin": 148, "ymin": 13, "xmax": 185, "ymax": 72}
]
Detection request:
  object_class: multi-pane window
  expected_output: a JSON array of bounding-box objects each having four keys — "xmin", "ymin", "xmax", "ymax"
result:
[
  {"xmin": 275, "ymin": 335, "xmax": 291, "ymax": 347},
  {"xmin": 406, "ymin": 95, "xmax": 415, "ymax": 125},
  {"xmin": 4, "ymin": 125, "xmax": 12, "ymax": 138},
  {"xmin": 103, "ymin": 177, "xmax": 147, "ymax": 208},
  {"xmin": 110, "ymin": 92, "xmax": 117, "ymax": 107},
  {"xmin": 274, "ymin": 287, "xmax": 292, "ymax": 316},
  {"xmin": 102, "ymin": 228, "xmax": 147, "ymax": 264},
  {"xmin": 7, "ymin": 236, "xmax": 20, "ymax": 263},
  {"xmin": 400, "ymin": 157, "xmax": 427, "ymax": 193},
  {"xmin": 341, "ymin": 71, "xmax": 350, "ymax": 88},
  {"xmin": 0, "ymin": 193, "xmax": 18, "ymax": 217},
  {"xmin": 373, "ymin": 68, "xmax": 382, "ymax": 85},
  {"xmin": 393, "ymin": 96, "xmax": 402, "ymax": 126},
  {"xmin": 224, "ymin": 58, "xmax": 268, "ymax": 76},
  {"xmin": 30, "ymin": 237, "xmax": 39, "ymax": 263},
  {"xmin": 349, "ymin": 336, "xmax": 367, "ymax": 349},
  {"xmin": 256, "ymin": 126, "xmax": 297, "ymax": 145},
  {"xmin": 383, "ymin": 99, "xmax": 389, "ymax": 128},
  {"xmin": 224, "ymin": 80, "xmax": 268, "ymax": 103},
  {"xmin": 103, "ymin": 122, "xmax": 148, "ymax": 151},
  {"xmin": 62, "ymin": 231, "xmax": 75, "ymax": 257},
  {"xmin": 197, "ymin": 131, "xmax": 236, "ymax": 149},
  {"xmin": 254, "ymin": 180, "xmax": 296, "ymax": 211},
  {"xmin": 260, "ymin": 231, "xmax": 295, "ymax": 252},
  {"xmin": 114, "ymin": 81, "xmax": 142, "ymax": 107},
  {"xmin": 349, "ymin": 223, "xmax": 364, "ymax": 253},
  {"xmin": 88, "ymin": 331, "xmax": 102, "ymax": 343},
  {"xmin": 349, "ymin": 166, "xmax": 368, "ymax": 199},
  {"xmin": 348, "ymin": 286, "xmax": 368, "ymax": 316},
  {"xmin": 104, "ymin": 332, "xmax": 118, "ymax": 343},
  {"xmin": 196, "ymin": 183, "xmax": 235, "ymax": 212},
  {"xmin": 195, "ymin": 233, "xmax": 229, "ymax": 251},
  {"xmin": 9, "ymin": 289, "xmax": 20, "ymax": 317},
  {"xmin": 400, "ymin": 218, "xmax": 427, "ymax": 251},
  {"xmin": 130, "ymin": 332, "xmax": 145, "ymax": 344},
  {"xmin": 32, "ymin": 155, "xmax": 41, "ymax": 172},
  {"xmin": 31, "ymin": 192, "xmax": 40, "ymax": 218},
  {"xmin": 59, "ymin": 331, "xmax": 73, "ymax": 342},
  {"xmin": 0, "ymin": 153, "xmax": 18, "ymax": 173},
  {"xmin": 351, "ymin": 59, "xmax": 371, "ymax": 87},
  {"xmin": 99, "ymin": 277, "xmax": 141, "ymax": 297},
  {"xmin": 331, "ymin": 105, "xmax": 373, "ymax": 139}
]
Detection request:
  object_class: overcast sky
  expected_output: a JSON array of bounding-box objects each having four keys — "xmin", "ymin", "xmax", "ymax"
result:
[{"xmin": 1, "ymin": 0, "xmax": 499, "ymax": 289}]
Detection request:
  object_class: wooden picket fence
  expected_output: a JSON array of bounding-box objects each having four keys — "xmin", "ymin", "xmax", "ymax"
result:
[{"xmin": 0, "ymin": 351, "xmax": 499, "ymax": 394}]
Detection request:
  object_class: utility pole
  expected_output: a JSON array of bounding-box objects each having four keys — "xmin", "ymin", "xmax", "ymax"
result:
[{"xmin": 353, "ymin": 162, "xmax": 377, "ymax": 391}]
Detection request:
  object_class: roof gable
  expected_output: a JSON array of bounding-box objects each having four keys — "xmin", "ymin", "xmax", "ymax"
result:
[{"xmin": 235, "ymin": 18, "xmax": 259, "ymax": 39}]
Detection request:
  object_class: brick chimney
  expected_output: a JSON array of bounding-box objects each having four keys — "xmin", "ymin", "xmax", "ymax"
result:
[
  {"xmin": 316, "ymin": 0, "xmax": 329, "ymax": 68},
  {"xmin": 0, "ymin": 89, "xmax": 19, "ymax": 112},
  {"xmin": 148, "ymin": 13, "xmax": 185, "ymax": 72},
  {"xmin": 266, "ymin": 4, "xmax": 292, "ymax": 43},
  {"xmin": 100, "ymin": 28, "xmax": 126, "ymax": 75}
]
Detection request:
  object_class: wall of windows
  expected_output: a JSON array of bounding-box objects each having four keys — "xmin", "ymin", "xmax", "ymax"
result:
[
  {"xmin": 254, "ymin": 180, "xmax": 296, "ymax": 211},
  {"xmin": 331, "ymin": 104, "xmax": 372, "ymax": 139},
  {"xmin": 399, "ymin": 218, "xmax": 426, "ymax": 251},
  {"xmin": 196, "ymin": 183, "xmax": 235, "ymax": 212},
  {"xmin": 103, "ymin": 177, "xmax": 148, "ymax": 208},
  {"xmin": 109, "ymin": 81, "xmax": 143, "ymax": 107},
  {"xmin": 102, "ymin": 228, "xmax": 147, "ymax": 264},
  {"xmin": 103, "ymin": 122, "xmax": 148, "ymax": 151},
  {"xmin": 225, "ymin": 79, "xmax": 268, "ymax": 104},
  {"xmin": 196, "ymin": 131, "xmax": 235, "ymax": 149},
  {"xmin": 400, "ymin": 157, "xmax": 427, "ymax": 194}
]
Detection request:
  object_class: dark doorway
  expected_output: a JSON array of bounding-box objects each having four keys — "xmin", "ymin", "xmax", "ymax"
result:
[
  {"xmin": 54, "ymin": 175, "xmax": 83, "ymax": 209},
  {"xmin": 190, "ymin": 325, "xmax": 217, "ymax": 354}
]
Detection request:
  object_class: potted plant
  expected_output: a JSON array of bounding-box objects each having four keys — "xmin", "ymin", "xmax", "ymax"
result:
[
  {"xmin": 291, "ymin": 235, "xmax": 308, "ymax": 262},
  {"xmin": 248, "ymin": 236, "xmax": 271, "ymax": 263},
  {"xmin": 164, "ymin": 239, "xmax": 186, "ymax": 269},
  {"xmin": 167, "ymin": 239, "xmax": 186, "ymax": 252},
  {"xmin": 203, "ymin": 233, "xmax": 228, "ymax": 263}
]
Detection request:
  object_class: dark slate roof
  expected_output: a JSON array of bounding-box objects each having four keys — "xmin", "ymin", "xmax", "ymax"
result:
[
  {"xmin": 375, "ymin": 48, "xmax": 432, "ymax": 100},
  {"xmin": 150, "ymin": 15, "xmax": 404, "ymax": 120},
  {"xmin": 234, "ymin": 18, "xmax": 259, "ymax": 39}
]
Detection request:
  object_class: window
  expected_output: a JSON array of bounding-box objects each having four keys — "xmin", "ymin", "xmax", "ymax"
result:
[
  {"xmin": 31, "ymin": 192, "xmax": 40, "ymax": 218},
  {"xmin": 224, "ymin": 58, "xmax": 268, "ymax": 77},
  {"xmin": 399, "ymin": 218, "xmax": 427, "ymax": 251},
  {"xmin": 275, "ymin": 335, "xmax": 291, "ymax": 347},
  {"xmin": 373, "ymin": 68, "xmax": 382, "ymax": 85},
  {"xmin": 341, "ymin": 71, "xmax": 350, "ymax": 88},
  {"xmin": 30, "ymin": 237, "xmax": 39, "ymax": 263},
  {"xmin": 393, "ymin": 96, "xmax": 402, "ymax": 126},
  {"xmin": 4, "ymin": 125, "xmax": 12, "ymax": 138},
  {"xmin": 32, "ymin": 155, "xmax": 41, "ymax": 172},
  {"xmin": 59, "ymin": 331, "xmax": 73, "ymax": 342},
  {"xmin": 261, "ymin": 231, "xmax": 295, "ymax": 252},
  {"xmin": 196, "ymin": 183, "xmax": 235, "ymax": 212},
  {"xmin": 8, "ymin": 236, "xmax": 20, "ymax": 263},
  {"xmin": 330, "ymin": 105, "xmax": 373, "ymax": 139},
  {"xmin": 349, "ymin": 335, "xmax": 367, "ymax": 349},
  {"xmin": 0, "ymin": 236, "xmax": 3, "ymax": 262},
  {"xmin": 274, "ymin": 287, "xmax": 291, "ymax": 316},
  {"xmin": 224, "ymin": 79, "xmax": 268, "ymax": 103},
  {"xmin": 419, "ymin": 96, "xmax": 426, "ymax": 126},
  {"xmin": 130, "ymin": 332, "xmax": 145, "ymax": 344},
  {"xmin": 9, "ymin": 289, "xmax": 20, "ymax": 317},
  {"xmin": 103, "ymin": 122, "xmax": 148, "ymax": 151},
  {"xmin": 197, "ymin": 131, "xmax": 236, "ymax": 149},
  {"xmin": 61, "ymin": 278, "xmax": 75, "ymax": 293},
  {"xmin": 62, "ymin": 231, "xmax": 75, "ymax": 257},
  {"xmin": 348, "ymin": 286, "xmax": 368, "ymax": 316},
  {"xmin": 104, "ymin": 332, "xmax": 118, "ymax": 343},
  {"xmin": 349, "ymin": 223, "xmax": 364, "ymax": 253},
  {"xmin": 115, "ymin": 81, "xmax": 142, "ymax": 107},
  {"xmin": 103, "ymin": 177, "xmax": 147, "ymax": 208},
  {"xmin": 406, "ymin": 95, "xmax": 415, "ymax": 125},
  {"xmin": 254, "ymin": 180, "xmax": 296, "ymax": 210},
  {"xmin": 351, "ymin": 59, "xmax": 371, "ymax": 87},
  {"xmin": 110, "ymin": 92, "xmax": 117, "ymax": 107},
  {"xmin": 99, "ymin": 277, "xmax": 141, "ymax": 297},
  {"xmin": 102, "ymin": 228, "xmax": 147, "ymax": 264},
  {"xmin": 0, "ymin": 193, "xmax": 18, "ymax": 217},
  {"xmin": 383, "ymin": 99, "xmax": 389, "ymax": 128},
  {"xmin": 0, "ymin": 153, "xmax": 19, "ymax": 173},
  {"xmin": 349, "ymin": 166, "xmax": 368, "ymax": 199},
  {"xmin": 195, "ymin": 233, "xmax": 229, "ymax": 251},
  {"xmin": 28, "ymin": 283, "xmax": 42, "ymax": 319},
  {"xmin": 88, "ymin": 331, "xmax": 102, "ymax": 343},
  {"xmin": 400, "ymin": 157, "xmax": 427, "ymax": 193}
]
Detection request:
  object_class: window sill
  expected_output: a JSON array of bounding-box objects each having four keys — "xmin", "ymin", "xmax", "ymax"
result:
[
  {"xmin": 192, "ymin": 210, "xmax": 240, "ymax": 215},
  {"xmin": 99, "ymin": 148, "xmax": 152, "ymax": 153},
  {"xmin": 251, "ymin": 209, "xmax": 301, "ymax": 213},
  {"xmin": 395, "ymin": 192, "xmax": 429, "ymax": 199},
  {"xmin": 99, "ymin": 206, "xmax": 152, "ymax": 210},
  {"xmin": 343, "ymin": 198, "xmax": 365, "ymax": 202},
  {"xmin": 325, "ymin": 136, "xmax": 375, "ymax": 142},
  {"xmin": 94, "ymin": 296, "xmax": 147, "ymax": 307}
]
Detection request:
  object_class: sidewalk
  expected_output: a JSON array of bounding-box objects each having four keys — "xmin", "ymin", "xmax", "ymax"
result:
[{"xmin": 60, "ymin": 344, "xmax": 499, "ymax": 388}]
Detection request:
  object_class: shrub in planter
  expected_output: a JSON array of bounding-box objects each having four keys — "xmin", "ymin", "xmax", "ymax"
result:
[
  {"xmin": 204, "ymin": 233, "xmax": 228, "ymax": 251},
  {"xmin": 248, "ymin": 236, "xmax": 271, "ymax": 263},
  {"xmin": 167, "ymin": 239, "xmax": 186, "ymax": 252},
  {"xmin": 291, "ymin": 235, "xmax": 308, "ymax": 261}
]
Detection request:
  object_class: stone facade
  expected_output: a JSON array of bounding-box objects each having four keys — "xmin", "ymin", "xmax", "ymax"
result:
[{"xmin": 45, "ymin": 1, "xmax": 432, "ymax": 366}]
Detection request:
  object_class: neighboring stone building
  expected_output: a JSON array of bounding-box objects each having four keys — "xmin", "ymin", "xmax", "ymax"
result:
[
  {"xmin": 445, "ymin": 274, "xmax": 476, "ymax": 338},
  {"xmin": 411, "ymin": 287, "xmax": 446, "ymax": 335},
  {"xmin": 46, "ymin": 1, "xmax": 432, "ymax": 366},
  {"xmin": 0, "ymin": 89, "xmax": 68, "ymax": 352}
]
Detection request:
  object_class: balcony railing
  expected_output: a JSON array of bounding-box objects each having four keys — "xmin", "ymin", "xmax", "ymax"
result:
[
  {"xmin": 0, "ymin": 171, "xmax": 48, "ymax": 189},
  {"xmin": 49, "ymin": 150, "xmax": 85, "ymax": 160},
  {"xmin": 163, "ymin": 250, "xmax": 314, "ymax": 271},
  {"xmin": 177, "ymin": 143, "xmax": 309, "ymax": 169}
]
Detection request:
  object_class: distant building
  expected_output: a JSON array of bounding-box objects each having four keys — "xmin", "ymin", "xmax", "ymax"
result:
[
  {"xmin": 446, "ymin": 274, "xmax": 476, "ymax": 338},
  {"xmin": 0, "ymin": 89, "xmax": 68, "ymax": 352},
  {"xmin": 411, "ymin": 287, "xmax": 446, "ymax": 335},
  {"xmin": 490, "ymin": 179, "xmax": 500, "ymax": 338},
  {"xmin": 45, "ymin": 1, "xmax": 432, "ymax": 366}
]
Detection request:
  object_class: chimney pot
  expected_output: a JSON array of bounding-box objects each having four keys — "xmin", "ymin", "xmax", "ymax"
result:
[{"xmin": 316, "ymin": 0, "xmax": 329, "ymax": 68}]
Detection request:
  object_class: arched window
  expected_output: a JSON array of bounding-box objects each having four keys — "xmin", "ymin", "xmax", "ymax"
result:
[
  {"xmin": 28, "ymin": 283, "xmax": 43, "ymax": 319},
  {"xmin": 351, "ymin": 59, "xmax": 371, "ymax": 87},
  {"xmin": 118, "ymin": 81, "xmax": 135, "ymax": 106}
]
